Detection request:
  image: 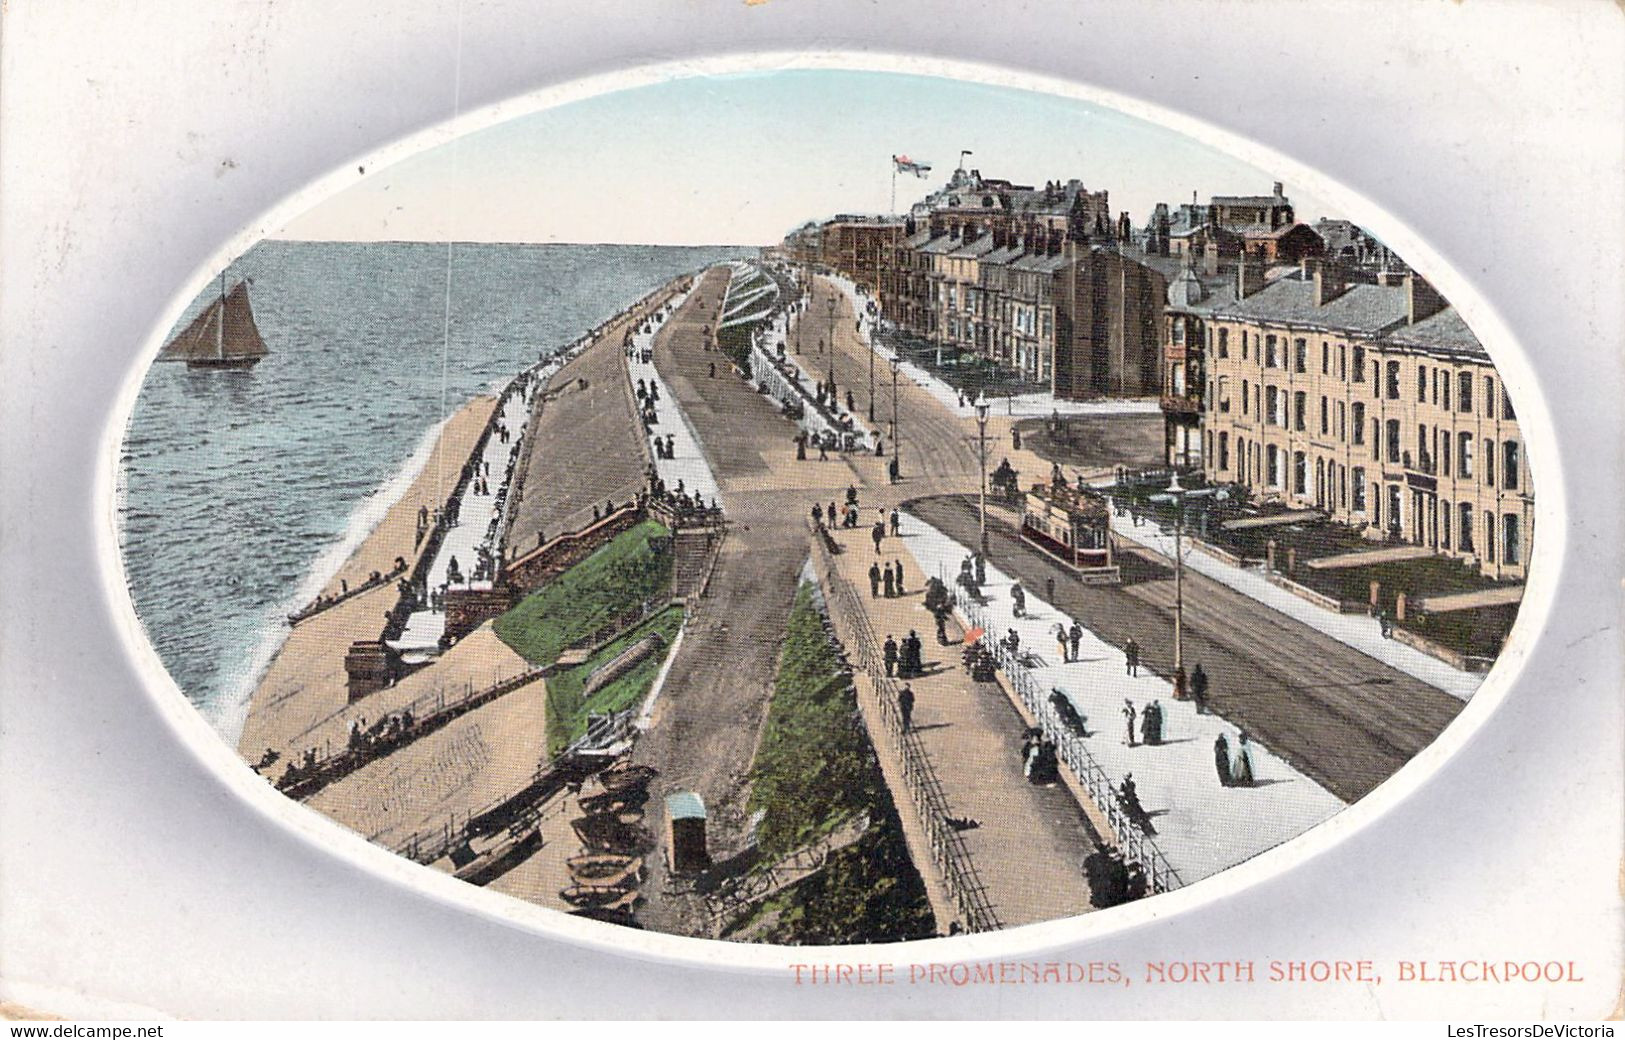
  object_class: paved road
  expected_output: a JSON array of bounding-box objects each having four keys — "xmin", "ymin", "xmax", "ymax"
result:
[
  {"xmin": 906, "ymin": 493, "xmax": 1464, "ymax": 802},
  {"xmin": 504, "ymin": 297, "xmax": 665, "ymax": 556},
  {"xmin": 629, "ymin": 267, "xmax": 817, "ymax": 936}
]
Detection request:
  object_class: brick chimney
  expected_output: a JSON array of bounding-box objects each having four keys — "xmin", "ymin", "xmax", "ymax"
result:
[
  {"xmin": 1405, "ymin": 273, "xmax": 1447, "ymax": 324},
  {"xmin": 1314, "ymin": 259, "xmax": 1350, "ymax": 306},
  {"xmin": 1237, "ymin": 257, "xmax": 1266, "ymax": 299}
]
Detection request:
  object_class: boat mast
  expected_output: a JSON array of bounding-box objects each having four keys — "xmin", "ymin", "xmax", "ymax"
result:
[{"xmin": 217, "ymin": 272, "xmax": 226, "ymax": 359}]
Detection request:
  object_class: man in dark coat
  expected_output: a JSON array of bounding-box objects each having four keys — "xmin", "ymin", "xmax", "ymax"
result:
[
  {"xmin": 882, "ymin": 565, "xmax": 895, "ymax": 598},
  {"xmin": 1125, "ymin": 636, "xmax": 1141, "ymax": 676},
  {"xmin": 883, "ymin": 635, "xmax": 898, "ymax": 678},
  {"xmin": 811, "ymin": 503, "xmax": 823, "ymax": 528},
  {"xmin": 892, "ymin": 558, "xmax": 906, "ymax": 596},
  {"xmin": 1191, "ymin": 662, "xmax": 1210, "ymax": 714},
  {"xmin": 871, "ymin": 521, "xmax": 886, "ymax": 554},
  {"xmin": 1214, "ymin": 733, "xmax": 1233, "ymax": 786},
  {"xmin": 868, "ymin": 561, "xmax": 882, "ymax": 598},
  {"xmin": 898, "ymin": 684, "xmax": 915, "ymax": 730},
  {"xmin": 905, "ymin": 630, "xmax": 923, "ymax": 677},
  {"xmin": 889, "ymin": 508, "xmax": 901, "ymax": 536},
  {"xmin": 1069, "ymin": 621, "xmax": 1083, "ymax": 663}
]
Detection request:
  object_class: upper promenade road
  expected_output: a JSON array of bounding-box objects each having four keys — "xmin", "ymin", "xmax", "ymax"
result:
[
  {"xmin": 803, "ymin": 277, "xmax": 981, "ymax": 489},
  {"xmin": 907, "ymin": 494, "xmax": 1464, "ymax": 803},
  {"xmin": 503, "ymin": 291, "xmax": 671, "ymax": 557}
]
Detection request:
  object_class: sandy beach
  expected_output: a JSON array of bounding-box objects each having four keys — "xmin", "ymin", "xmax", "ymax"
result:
[{"xmin": 236, "ymin": 395, "xmax": 498, "ymax": 758}]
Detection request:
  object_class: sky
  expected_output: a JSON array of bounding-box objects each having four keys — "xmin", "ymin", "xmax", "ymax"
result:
[{"xmin": 276, "ymin": 69, "xmax": 1337, "ymax": 246}]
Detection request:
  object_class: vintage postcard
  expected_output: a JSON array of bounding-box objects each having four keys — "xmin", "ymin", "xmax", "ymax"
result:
[
  {"xmin": 117, "ymin": 70, "xmax": 1535, "ymax": 942},
  {"xmin": 2, "ymin": 1, "xmax": 1620, "ymax": 1024}
]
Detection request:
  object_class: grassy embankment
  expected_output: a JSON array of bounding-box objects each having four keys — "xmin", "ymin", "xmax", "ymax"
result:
[
  {"xmin": 727, "ymin": 581, "xmax": 935, "ymax": 944},
  {"xmin": 493, "ymin": 519, "xmax": 678, "ymax": 753}
]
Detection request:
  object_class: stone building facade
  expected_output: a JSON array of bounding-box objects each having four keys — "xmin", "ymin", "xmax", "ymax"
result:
[{"xmin": 1187, "ymin": 260, "xmax": 1533, "ymax": 581}]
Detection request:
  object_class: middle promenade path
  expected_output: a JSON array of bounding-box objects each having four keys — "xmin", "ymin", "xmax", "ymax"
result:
[{"xmin": 627, "ymin": 266, "xmax": 824, "ymax": 935}]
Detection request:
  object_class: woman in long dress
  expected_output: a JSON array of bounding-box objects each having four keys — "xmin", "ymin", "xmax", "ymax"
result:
[
  {"xmin": 1231, "ymin": 731, "xmax": 1256, "ymax": 786},
  {"xmin": 1213, "ymin": 734, "xmax": 1233, "ymax": 786}
]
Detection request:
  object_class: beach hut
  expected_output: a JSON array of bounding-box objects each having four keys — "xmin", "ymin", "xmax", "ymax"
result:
[{"xmin": 664, "ymin": 791, "xmax": 710, "ymax": 875}]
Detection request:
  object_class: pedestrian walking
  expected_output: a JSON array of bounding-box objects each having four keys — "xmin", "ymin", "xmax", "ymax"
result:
[
  {"xmin": 1010, "ymin": 582, "xmax": 1026, "ymax": 618},
  {"xmin": 882, "ymin": 566, "xmax": 895, "ymax": 598},
  {"xmin": 1069, "ymin": 621, "xmax": 1083, "ymax": 663},
  {"xmin": 935, "ymin": 612, "xmax": 949, "ymax": 646},
  {"xmin": 1191, "ymin": 662, "xmax": 1209, "ymax": 714},
  {"xmin": 868, "ymin": 561, "xmax": 881, "ymax": 598},
  {"xmin": 888, "ymin": 456, "xmax": 899, "ymax": 484},
  {"xmin": 871, "ymin": 521, "xmax": 886, "ymax": 554},
  {"xmin": 1232, "ymin": 732, "xmax": 1257, "ymax": 786},
  {"xmin": 898, "ymin": 684, "xmax": 915, "ymax": 730},
  {"xmin": 1054, "ymin": 623, "xmax": 1069, "ymax": 662},
  {"xmin": 1125, "ymin": 636, "xmax": 1141, "ymax": 677},
  {"xmin": 889, "ymin": 508, "xmax": 901, "ymax": 536},
  {"xmin": 905, "ymin": 630, "xmax": 923, "ymax": 677},
  {"xmin": 1142, "ymin": 700, "xmax": 1164, "ymax": 746},
  {"xmin": 1122, "ymin": 700, "xmax": 1138, "ymax": 747},
  {"xmin": 1213, "ymin": 733, "xmax": 1233, "ymax": 786},
  {"xmin": 812, "ymin": 503, "xmax": 823, "ymax": 528},
  {"xmin": 892, "ymin": 558, "xmax": 906, "ymax": 596},
  {"xmin": 883, "ymin": 635, "xmax": 898, "ymax": 678}
]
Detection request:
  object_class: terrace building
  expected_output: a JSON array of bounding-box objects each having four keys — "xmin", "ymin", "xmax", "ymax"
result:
[
  {"xmin": 1194, "ymin": 260, "xmax": 1532, "ymax": 580},
  {"xmin": 820, "ymin": 216, "xmax": 905, "ymax": 295}
]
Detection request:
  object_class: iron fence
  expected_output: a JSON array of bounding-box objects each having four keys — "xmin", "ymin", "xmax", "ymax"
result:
[
  {"xmin": 954, "ymin": 591, "xmax": 1185, "ymax": 895},
  {"xmin": 809, "ymin": 524, "xmax": 1001, "ymax": 933}
]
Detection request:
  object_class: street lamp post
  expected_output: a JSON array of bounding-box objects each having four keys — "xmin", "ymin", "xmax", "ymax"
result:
[
  {"xmin": 1148, "ymin": 472, "xmax": 1227, "ymax": 679},
  {"xmin": 825, "ymin": 296, "xmax": 837, "ymax": 393},
  {"xmin": 890, "ymin": 355, "xmax": 901, "ymax": 479},
  {"xmin": 975, "ymin": 394, "xmax": 990, "ymax": 555},
  {"xmin": 868, "ymin": 316, "xmax": 876, "ymax": 423}
]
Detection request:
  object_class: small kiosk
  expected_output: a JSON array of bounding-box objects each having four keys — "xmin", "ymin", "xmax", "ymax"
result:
[
  {"xmin": 1021, "ymin": 481, "xmax": 1121, "ymax": 583},
  {"xmin": 664, "ymin": 791, "xmax": 711, "ymax": 875}
]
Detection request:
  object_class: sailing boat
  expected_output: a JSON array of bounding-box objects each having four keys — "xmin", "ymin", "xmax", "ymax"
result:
[{"xmin": 159, "ymin": 273, "xmax": 269, "ymax": 369}]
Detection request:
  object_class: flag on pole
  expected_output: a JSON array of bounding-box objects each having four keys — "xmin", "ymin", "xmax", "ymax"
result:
[{"xmin": 892, "ymin": 154, "xmax": 933, "ymax": 178}]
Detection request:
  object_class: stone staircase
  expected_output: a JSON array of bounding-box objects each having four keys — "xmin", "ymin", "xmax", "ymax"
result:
[{"xmin": 672, "ymin": 527, "xmax": 723, "ymax": 599}]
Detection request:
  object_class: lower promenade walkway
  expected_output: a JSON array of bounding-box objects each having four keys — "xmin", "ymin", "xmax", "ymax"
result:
[{"xmin": 817, "ymin": 518, "xmax": 1101, "ymax": 928}]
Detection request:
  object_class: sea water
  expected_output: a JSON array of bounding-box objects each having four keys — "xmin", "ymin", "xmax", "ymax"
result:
[{"xmin": 117, "ymin": 239, "xmax": 747, "ymax": 742}]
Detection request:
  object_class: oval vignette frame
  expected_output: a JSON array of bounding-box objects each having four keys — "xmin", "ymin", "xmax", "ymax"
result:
[{"xmin": 93, "ymin": 49, "xmax": 1564, "ymax": 973}]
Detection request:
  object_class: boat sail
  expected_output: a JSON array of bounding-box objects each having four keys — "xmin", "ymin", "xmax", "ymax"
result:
[{"xmin": 159, "ymin": 276, "xmax": 269, "ymax": 369}]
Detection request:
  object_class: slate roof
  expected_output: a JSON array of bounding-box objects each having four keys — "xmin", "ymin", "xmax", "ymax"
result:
[
  {"xmin": 1382, "ymin": 307, "xmax": 1489, "ymax": 360},
  {"xmin": 1010, "ymin": 252, "xmax": 1072, "ymax": 274},
  {"xmin": 1215, "ymin": 275, "xmax": 1410, "ymax": 333},
  {"xmin": 948, "ymin": 237, "xmax": 997, "ymax": 259},
  {"xmin": 980, "ymin": 245, "xmax": 1027, "ymax": 266},
  {"xmin": 1214, "ymin": 194, "xmax": 1286, "ymax": 207}
]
